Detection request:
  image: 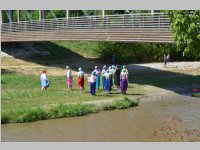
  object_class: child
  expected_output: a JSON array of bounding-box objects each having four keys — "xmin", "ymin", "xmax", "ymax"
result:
[
  {"xmin": 40, "ymin": 70, "xmax": 49, "ymax": 90},
  {"xmin": 164, "ymin": 54, "xmax": 167, "ymax": 67},
  {"xmin": 120, "ymin": 69, "xmax": 128, "ymax": 94},
  {"xmin": 66, "ymin": 66, "xmax": 73, "ymax": 91},
  {"xmin": 77, "ymin": 67, "xmax": 84, "ymax": 93},
  {"xmin": 114, "ymin": 65, "xmax": 121, "ymax": 88},
  {"xmin": 93, "ymin": 66, "xmax": 101, "ymax": 90},
  {"xmin": 105, "ymin": 70, "xmax": 112, "ymax": 94},
  {"xmin": 90, "ymin": 71, "xmax": 96, "ymax": 96},
  {"xmin": 101, "ymin": 65, "xmax": 107, "ymax": 90}
]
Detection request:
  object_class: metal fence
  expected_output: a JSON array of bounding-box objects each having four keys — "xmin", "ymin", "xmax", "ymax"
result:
[{"xmin": 1, "ymin": 13, "xmax": 170, "ymax": 32}]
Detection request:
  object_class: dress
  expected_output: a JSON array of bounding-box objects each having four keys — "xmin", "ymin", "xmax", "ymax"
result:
[
  {"xmin": 40, "ymin": 73, "xmax": 49, "ymax": 88},
  {"xmin": 77, "ymin": 71, "xmax": 84, "ymax": 88},
  {"xmin": 94, "ymin": 69, "xmax": 101, "ymax": 89},
  {"xmin": 67, "ymin": 70, "xmax": 73, "ymax": 87},
  {"xmin": 120, "ymin": 72, "xmax": 128, "ymax": 93}
]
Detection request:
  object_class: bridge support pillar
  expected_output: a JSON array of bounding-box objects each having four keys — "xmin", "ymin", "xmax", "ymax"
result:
[
  {"xmin": 151, "ymin": 10, "xmax": 154, "ymax": 15},
  {"xmin": 39, "ymin": 10, "xmax": 45, "ymax": 21},
  {"xmin": 8, "ymin": 10, "xmax": 13, "ymax": 31},
  {"xmin": 8, "ymin": 10, "xmax": 13, "ymax": 22},
  {"xmin": 17, "ymin": 10, "xmax": 20, "ymax": 23},
  {"xmin": 66, "ymin": 10, "xmax": 69, "ymax": 19},
  {"xmin": 102, "ymin": 10, "xmax": 105, "ymax": 17}
]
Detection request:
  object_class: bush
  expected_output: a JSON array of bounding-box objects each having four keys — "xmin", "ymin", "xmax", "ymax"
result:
[{"xmin": 97, "ymin": 42, "xmax": 180, "ymax": 63}]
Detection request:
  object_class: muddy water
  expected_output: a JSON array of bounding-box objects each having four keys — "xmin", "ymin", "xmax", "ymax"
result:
[{"xmin": 2, "ymin": 94, "xmax": 200, "ymax": 142}]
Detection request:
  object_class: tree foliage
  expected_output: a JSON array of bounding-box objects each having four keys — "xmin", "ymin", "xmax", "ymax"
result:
[{"xmin": 166, "ymin": 10, "xmax": 200, "ymax": 60}]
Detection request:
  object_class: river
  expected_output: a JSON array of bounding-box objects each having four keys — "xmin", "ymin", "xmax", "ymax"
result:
[{"xmin": 1, "ymin": 93, "xmax": 200, "ymax": 142}]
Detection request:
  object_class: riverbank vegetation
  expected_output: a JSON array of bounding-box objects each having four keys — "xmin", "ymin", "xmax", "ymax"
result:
[
  {"xmin": 1, "ymin": 97, "xmax": 139, "ymax": 124},
  {"xmin": 2, "ymin": 39, "xmax": 200, "ymax": 125},
  {"xmin": 2, "ymin": 63, "xmax": 200, "ymax": 124}
]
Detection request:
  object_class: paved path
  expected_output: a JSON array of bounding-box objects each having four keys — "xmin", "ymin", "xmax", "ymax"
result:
[{"xmin": 128, "ymin": 62, "xmax": 200, "ymax": 71}]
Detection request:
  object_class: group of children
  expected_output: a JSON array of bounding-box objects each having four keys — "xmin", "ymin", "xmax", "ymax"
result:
[{"xmin": 40, "ymin": 65, "xmax": 129, "ymax": 96}]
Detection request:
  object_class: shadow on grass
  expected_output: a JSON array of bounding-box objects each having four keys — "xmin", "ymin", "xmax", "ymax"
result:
[
  {"xmin": 128, "ymin": 64, "xmax": 200, "ymax": 97},
  {"xmin": 2, "ymin": 69, "xmax": 16, "ymax": 74},
  {"xmin": 1, "ymin": 41, "xmax": 107, "ymax": 73},
  {"xmin": 2, "ymin": 41, "xmax": 200, "ymax": 97}
]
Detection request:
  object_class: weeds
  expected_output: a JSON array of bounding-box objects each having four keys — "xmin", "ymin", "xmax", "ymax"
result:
[
  {"xmin": 102, "ymin": 97, "xmax": 139, "ymax": 111},
  {"xmin": 1, "ymin": 97, "xmax": 139, "ymax": 124}
]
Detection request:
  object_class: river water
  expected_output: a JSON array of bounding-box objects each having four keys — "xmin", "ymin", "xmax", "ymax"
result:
[{"xmin": 1, "ymin": 94, "xmax": 200, "ymax": 142}]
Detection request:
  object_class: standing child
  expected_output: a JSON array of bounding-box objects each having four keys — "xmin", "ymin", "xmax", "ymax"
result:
[
  {"xmin": 114, "ymin": 65, "xmax": 121, "ymax": 88},
  {"xmin": 108, "ymin": 66, "xmax": 113, "ymax": 87},
  {"xmin": 112, "ymin": 65, "xmax": 117, "ymax": 87},
  {"xmin": 93, "ymin": 66, "xmax": 101, "ymax": 90},
  {"xmin": 122, "ymin": 65, "xmax": 129, "ymax": 87},
  {"xmin": 66, "ymin": 66, "xmax": 73, "ymax": 91},
  {"xmin": 90, "ymin": 71, "xmax": 96, "ymax": 96},
  {"xmin": 164, "ymin": 54, "xmax": 167, "ymax": 67},
  {"xmin": 40, "ymin": 70, "xmax": 49, "ymax": 90},
  {"xmin": 120, "ymin": 69, "xmax": 128, "ymax": 94},
  {"xmin": 101, "ymin": 65, "xmax": 107, "ymax": 90},
  {"xmin": 77, "ymin": 67, "xmax": 85, "ymax": 93},
  {"xmin": 105, "ymin": 70, "xmax": 112, "ymax": 94}
]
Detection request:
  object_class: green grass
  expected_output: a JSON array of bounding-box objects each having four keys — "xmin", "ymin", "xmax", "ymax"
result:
[
  {"xmin": 2, "ymin": 41, "xmax": 200, "ymax": 124},
  {"xmin": 2, "ymin": 67, "xmax": 200, "ymax": 124},
  {"xmin": 1, "ymin": 72, "xmax": 143, "ymax": 124},
  {"xmin": 53, "ymin": 41, "xmax": 101, "ymax": 58},
  {"xmin": 102, "ymin": 97, "xmax": 139, "ymax": 110},
  {"xmin": 1, "ymin": 98, "xmax": 139, "ymax": 124},
  {"xmin": 1, "ymin": 73, "xmax": 120, "ymax": 110}
]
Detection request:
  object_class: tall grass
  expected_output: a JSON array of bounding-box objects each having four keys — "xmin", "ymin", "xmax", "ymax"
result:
[
  {"xmin": 1, "ymin": 98, "xmax": 139, "ymax": 124},
  {"xmin": 102, "ymin": 97, "xmax": 139, "ymax": 110}
]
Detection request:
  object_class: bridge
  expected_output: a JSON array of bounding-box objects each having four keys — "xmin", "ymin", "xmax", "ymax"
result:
[{"xmin": 1, "ymin": 12, "xmax": 173, "ymax": 43}]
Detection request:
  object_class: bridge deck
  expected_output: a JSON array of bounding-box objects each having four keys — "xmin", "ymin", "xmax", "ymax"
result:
[{"xmin": 1, "ymin": 13, "xmax": 173, "ymax": 43}]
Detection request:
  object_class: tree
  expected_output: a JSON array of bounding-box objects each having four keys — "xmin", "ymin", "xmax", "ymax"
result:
[{"xmin": 166, "ymin": 10, "xmax": 200, "ymax": 60}]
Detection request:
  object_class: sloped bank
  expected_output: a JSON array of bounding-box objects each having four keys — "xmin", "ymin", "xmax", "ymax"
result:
[{"xmin": 1, "ymin": 97, "xmax": 139, "ymax": 124}]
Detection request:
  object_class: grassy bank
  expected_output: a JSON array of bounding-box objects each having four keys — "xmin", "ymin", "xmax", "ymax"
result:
[
  {"xmin": 0, "ymin": 41, "xmax": 182, "ymax": 64},
  {"xmin": 1, "ymin": 73, "xmax": 144, "ymax": 111},
  {"xmin": 2, "ymin": 41, "xmax": 200, "ymax": 124},
  {"xmin": 1, "ymin": 97, "xmax": 139, "ymax": 124},
  {"xmin": 1, "ymin": 72, "xmax": 142, "ymax": 124}
]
